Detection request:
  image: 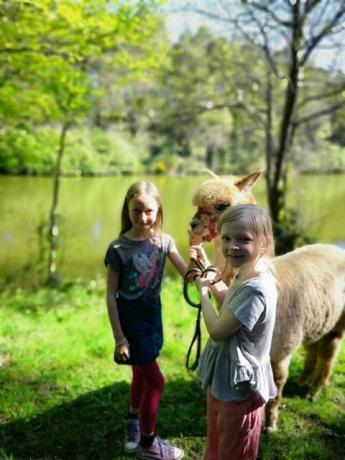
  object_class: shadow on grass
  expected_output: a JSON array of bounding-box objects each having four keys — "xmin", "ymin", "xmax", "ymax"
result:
[
  {"xmin": 0, "ymin": 379, "xmax": 206, "ymax": 460},
  {"xmin": 259, "ymin": 415, "xmax": 345, "ymax": 460},
  {"xmin": 2, "ymin": 373, "xmax": 344, "ymax": 460},
  {"xmin": 281, "ymin": 376, "xmax": 310, "ymax": 398},
  {"xmin": 260, "ymin": 375, "xmax": 345, "ymax": 460}
]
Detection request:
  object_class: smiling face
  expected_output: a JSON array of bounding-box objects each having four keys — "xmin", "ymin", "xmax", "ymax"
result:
[
  {"xmin": 218, "ymin": 204, "xmax": 274, "ymax": 278},
  {"xmin": 121, "ymin": 180, "xmax": 163, "ymax": 237},
  {"xmin": 220, "ymin": 219, "xmax": 259, "ymax": 270},
  {"xmin": 128, "ymin": 193, "xmax": 159, "ymax": 236}
]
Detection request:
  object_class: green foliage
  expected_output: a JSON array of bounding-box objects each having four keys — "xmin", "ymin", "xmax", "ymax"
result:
[
  {"xmin": 329, "ymin": 105, "xmax": 345, "ymax": 146},
  {"xmin": 0, "ymin": 1, "xmax": 344, "ymax": 179},
  {"xmin": 146, "ymin": 28, "xmax": 266, "ymax": 171},
  {"xmin": 62, "ymin": 128, "xmax": 150, "ymax": 175},
  {"xmin": 0, "ymin": 128, "xmax": 57, "ymax": 175},
  {"xmin": 273, "ymin": 208, "xmax": 315, "ymax": 255},
  {"xmin": 294, "ymin": 123, "xmax": 345, "ymax": 174},
  {"xmin": 0, "ymin": 127, "xmax": 151, "ymax": 175},
  {"xmin": 0, "ymin": 0, "xmax": 165, "ymax": 166}
]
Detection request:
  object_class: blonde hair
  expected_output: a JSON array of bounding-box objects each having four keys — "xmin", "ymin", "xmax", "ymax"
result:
[
  {"xmin": 120, "ymin": 180, "xmax": 163, "ymax": 237},
  {"xmin": 218, "ymin": 204, "xmax": 274, "ymax": 274}
]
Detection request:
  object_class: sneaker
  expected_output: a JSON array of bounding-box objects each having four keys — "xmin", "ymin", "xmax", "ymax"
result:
[
  {"xmin": 136, "ymin": 436, "xmax": 184, "ymax": 460},
  {"xmin": 124, "ymin": 419, "xmax": 141, "ymax": 453}
]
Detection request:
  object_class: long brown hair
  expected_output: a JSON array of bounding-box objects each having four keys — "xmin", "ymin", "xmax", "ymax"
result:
[{"xmin": 120, "ymin": 181, "xmax": 163, "ymax": 236}]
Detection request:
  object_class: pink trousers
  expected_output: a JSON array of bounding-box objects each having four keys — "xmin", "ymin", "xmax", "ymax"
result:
[
  {"xmin": 204, "ymin": 390, "xmax": 264, "ymax": 460},
  {"xmin": 130, "ymin": 360, "xmax": 165, "ymax": 434}
]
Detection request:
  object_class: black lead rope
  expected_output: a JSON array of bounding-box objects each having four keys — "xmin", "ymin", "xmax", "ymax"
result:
[
  {"xmin": 183, "ymin": 259, "xmax": 221, "ymax": 372},
  {"xmin": 185, "ymin": 303, "xmax": 202, "ymax": 371}
]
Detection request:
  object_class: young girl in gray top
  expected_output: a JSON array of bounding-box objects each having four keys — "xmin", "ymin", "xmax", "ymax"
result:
[
  {"xmin": 105, "ymin": 181, "xmax": 187, "ymax": 460},
  {"xmin": 190, "ymin": 204, "xmax": 277, "ymax": 460}
]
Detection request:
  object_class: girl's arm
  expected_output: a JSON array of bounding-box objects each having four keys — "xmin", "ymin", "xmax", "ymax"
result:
[
  {"xmin": 208, "ymin": 279, "xmax": 228, "ymax": 308},
  {"xmin": 197, "ymin": 280, "xmax": 241, "ymax": 342},
  {"xmin": 106, "ymin": 266, "xmax": 130, "ymax": 361},
  {"xmin": 168, "ymin": 247, "xmax": 188, "ymax": 277}
]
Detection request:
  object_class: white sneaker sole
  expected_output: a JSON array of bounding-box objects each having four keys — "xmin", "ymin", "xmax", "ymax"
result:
[{"xmin": 124, "ymin": 443, "xmax": 139, "ymax": 454}]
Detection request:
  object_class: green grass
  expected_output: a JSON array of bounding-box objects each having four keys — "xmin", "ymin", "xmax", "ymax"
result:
[{"xmin": 0, "ymin": 278, "xmax": 344, "ymax": 460}]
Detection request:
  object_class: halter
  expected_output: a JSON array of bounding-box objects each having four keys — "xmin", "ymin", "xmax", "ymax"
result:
[{"xmin": 196, "ymin": 207, "xmax": 219, "ymax": 242}]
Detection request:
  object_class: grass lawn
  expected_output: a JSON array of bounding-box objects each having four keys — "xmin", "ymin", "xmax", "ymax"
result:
[{"xmin": 0, "ymin": 278, "xmax": 344, "ymax": 460}]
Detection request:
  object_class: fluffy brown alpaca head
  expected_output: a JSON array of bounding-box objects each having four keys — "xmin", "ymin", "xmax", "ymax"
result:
[{"xmin": 189, "ymin": 169, "xmax": 262, "ymax": 243}]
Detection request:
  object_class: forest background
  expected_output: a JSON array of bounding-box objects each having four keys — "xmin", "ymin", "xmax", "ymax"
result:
[{"xmin": 1, "ymin": 0, "xmax": 344, "ymax": 179}]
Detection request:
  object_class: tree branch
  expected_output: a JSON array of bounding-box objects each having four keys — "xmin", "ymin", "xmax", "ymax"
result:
[
  {"xmin": 294, "ymin": 101, "xmax": 345, "ymax": 126},
  {"xmin": 250, "ymin": 1, "xmax": 292, "ymax": 27},
  {"xmin": 298, "ymin": 84, "xmax": 345, "ymax": 108},
  {"xmin": 304, "ymin": 0, "xmax": 322, "ymax": 16},
  {"xmin": 301, "ymin": 6, "xmax": 345, "ymax": 66},
  {"xmin": 246, "ymin": 7, "xmax": 281, "ymax": 78}
]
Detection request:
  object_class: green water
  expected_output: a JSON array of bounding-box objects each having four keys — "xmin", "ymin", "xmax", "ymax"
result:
[{"xmin": 1, "ymin": 174, "xmax": 344, "ymax": 280}]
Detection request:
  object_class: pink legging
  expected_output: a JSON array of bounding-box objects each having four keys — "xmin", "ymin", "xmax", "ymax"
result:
[
  {"xmin": 204, "ymin": 390, "xmax": 264, "ymax": 460},
  {"xmin": 130, "ymin": 360, "xmax": 165, "ymax": 434}
]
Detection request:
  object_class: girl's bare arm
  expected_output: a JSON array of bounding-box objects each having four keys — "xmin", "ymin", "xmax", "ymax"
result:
[
  {"xmin": 168, "ymin": 247, "xmax": 188, "ymax": 277},
  {"xmin": 106, "ymin": 267, "xmax": 130, "ymax": 360},
  {"xmin": 197, "ymin": 280, "xmax": 241, "ymax": 342}
]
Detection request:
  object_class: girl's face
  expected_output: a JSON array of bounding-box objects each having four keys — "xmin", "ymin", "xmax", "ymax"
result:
[
  {"xmin": 128, "ymin": 193, "xmax": 159, "ymax": 234},
  {"xmin": 220, "ymin": 218, "xmax": 262, "ymax": 270}
]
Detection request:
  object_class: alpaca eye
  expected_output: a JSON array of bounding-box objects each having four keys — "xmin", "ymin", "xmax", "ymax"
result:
[{"xmin": 214, "ymin": 204, "xmax": 228, "ymax": 212}]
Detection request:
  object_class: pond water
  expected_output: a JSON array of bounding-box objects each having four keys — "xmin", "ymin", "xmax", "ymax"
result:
[{"xmin": 1, "ymin": 174, "xmax": 344, "ymax": 280}]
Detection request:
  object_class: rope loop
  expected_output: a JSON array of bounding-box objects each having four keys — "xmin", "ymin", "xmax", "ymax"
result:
[{"xmin": 184, "ymin": 258, "xmax": 221, "ymax": 371}]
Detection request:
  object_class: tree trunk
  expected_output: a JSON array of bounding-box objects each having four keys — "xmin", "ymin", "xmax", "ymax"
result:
[
  {"xmin": 47, "ymin": 121, "xmax": 69, "ymax": 283},
  {"xmin": 268, "ymin": 2, "xmax": 301, "ymax": 225},
  {"xmin": 206, "ymin": 144, "xmax": 214, "ymax": 169},
  {"xmin": 229, "ymin": 108, "xmax": 240, "ymax": 167},
  {"xmin": 264, "ymin": 65, "xmax": 274, "ymax": 197}
]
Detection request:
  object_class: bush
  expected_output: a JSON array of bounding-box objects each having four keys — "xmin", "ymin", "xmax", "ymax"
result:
[
  {"xmin": 0, "ymin": 128, "xmax": 57, "ymax": 175},
  {"xmin": 274, "ymin": 208, "xmax": 315, "ymax": 255},
  {"xmin": 0, "ymin": 126, "xmax": 151, "ymax": 176}
]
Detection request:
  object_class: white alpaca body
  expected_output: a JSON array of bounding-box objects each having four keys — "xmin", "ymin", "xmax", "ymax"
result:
[{"xmin": 272, "ymin": 244, "xmax": 345, "ymax": 358}]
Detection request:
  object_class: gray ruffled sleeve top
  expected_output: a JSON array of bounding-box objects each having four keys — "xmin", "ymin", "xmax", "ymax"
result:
[{"xmin": 197, "ymin": 271, "xmax": 278, "ymax": 403}]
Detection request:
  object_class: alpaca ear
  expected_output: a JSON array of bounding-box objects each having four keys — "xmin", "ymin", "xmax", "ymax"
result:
[
  {"xmin": 235, "ymin": 169, "xmax": 262, "ymax": 193},
  {"xmin": 204, "ymin": 168, "xmax": 219, "ymax": 178}
]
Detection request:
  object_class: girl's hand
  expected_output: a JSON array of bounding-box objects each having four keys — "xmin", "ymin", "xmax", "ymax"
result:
[
  {"xmin": 115, "ymin": 337, "xmax": 130, "ymax": 362},
  {"xmin": 188, "ymin": 230, "xmax": 203, "ymax": 246},
  {"xmin": 190, "ymin": 245, "xmax": 211, "ymax": 268},
  {"xmin": 195, "ymin": 275, "xmax": 212, "ymax": 293}
]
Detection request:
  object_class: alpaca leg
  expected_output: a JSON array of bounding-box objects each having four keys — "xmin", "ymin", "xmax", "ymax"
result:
[
  {"xmin": 265, "ymin": 355, "xmax": 292, "ymax": 432},
  {"xmin": 308, "ymin": 329, "xmax": 344, "ymax": 401},
  {"xmin": 297, "ymin": 343, "xmax": 318, "ymax": 386}
]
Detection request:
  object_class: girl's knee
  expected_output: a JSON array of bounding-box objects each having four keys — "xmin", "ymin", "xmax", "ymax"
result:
[
  {"xmin": 153, "ymin": 372, "xmax": 165, "ymax": 392},
  {"xmin": 148, "ymin": 361, "xmax": 165, "ymax": 391}
]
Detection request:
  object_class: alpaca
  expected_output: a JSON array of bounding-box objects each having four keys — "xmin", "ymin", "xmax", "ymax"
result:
[{"xmin": 189, "ymin": 170, "xmax": 345, "ymax": 431}]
